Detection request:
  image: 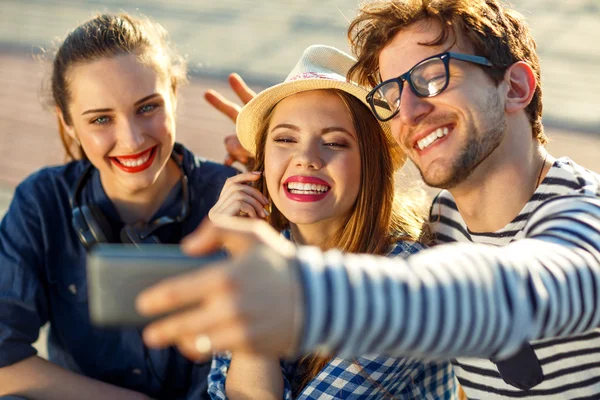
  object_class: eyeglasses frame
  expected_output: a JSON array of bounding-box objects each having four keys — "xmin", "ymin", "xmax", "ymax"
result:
[{"xmin": 366, "ymin": 52, "xmax": 494, "ymax": 122}]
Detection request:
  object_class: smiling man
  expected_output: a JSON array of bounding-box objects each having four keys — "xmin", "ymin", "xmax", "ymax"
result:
[
  {"xmin": 136, "ymin": 1, "xmax": 600, "ymax": 399},
  {"xmin": 344, "ymin": 1, "xmax": 600, "ymax": 397}
]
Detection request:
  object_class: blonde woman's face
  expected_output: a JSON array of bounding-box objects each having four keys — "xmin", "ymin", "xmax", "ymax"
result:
[
  {"xmin": 264, "ymin": 90, "xmax": 361, "ymax": 228},
  {"xmin": 61, "ymin": 53, "xmax": 177, "ymax": 198}
]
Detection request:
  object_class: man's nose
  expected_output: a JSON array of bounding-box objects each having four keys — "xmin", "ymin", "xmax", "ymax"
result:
[{"xmin": 396, "ymin": 84, "xmax": 433, "ymax": 127}]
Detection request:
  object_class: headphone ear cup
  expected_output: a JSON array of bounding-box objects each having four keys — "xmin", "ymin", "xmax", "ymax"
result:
[
  {"xmin": 72, "ymin": 206, "xmax": 95, "ymax": 250},
  {"xmin": 82, "ymin": 204, "xmax": 114, "ymax": 244}
]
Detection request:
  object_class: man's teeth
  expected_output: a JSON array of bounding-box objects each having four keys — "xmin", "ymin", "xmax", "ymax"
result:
[
  {"xmin": 117, "ymin": 151, "xmax": 151, "ymax": 167},
  {"xmin": 287, "ymin": 182, "xmax": 330, "ymax": 194},
  {"xmin": 417, "ymin": 127, "xmax": 449, "ymax": 150}
]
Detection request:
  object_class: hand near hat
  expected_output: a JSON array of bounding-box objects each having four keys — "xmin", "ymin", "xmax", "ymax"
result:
[
  {"xmin": 136, "ymin": 217, "xmax": 302, "ymax": 361},
  {"xmin": 208, "ymin": 171, "xmax": 270, "ymax": 221},
  {"xmin": 204, "ymin": 73, "xmax": 256, "ymax": 167}
]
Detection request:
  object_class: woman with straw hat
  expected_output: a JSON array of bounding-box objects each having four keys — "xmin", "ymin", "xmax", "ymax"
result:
[{"xmin": 204, "ymin": 45, "xmax": 458, "ymax": 400}]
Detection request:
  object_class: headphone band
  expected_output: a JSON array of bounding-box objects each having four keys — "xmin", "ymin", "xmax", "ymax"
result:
[
  {"xmin": 70, "ymin": 163, "xmax": 94, "ymax": 210},
  {"xmin": 71, "ymin": 147, "xmax": 190, "ymax": 247}
]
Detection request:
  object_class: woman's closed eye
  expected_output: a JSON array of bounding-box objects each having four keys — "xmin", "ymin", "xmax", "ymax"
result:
[
  {"xmin": 323, "ymin": 141, "xmax": 349, "ymax": 149},
  {"xmin": 272, "ymin": 137, "xmax": 297, "ymax": 144},
  {"xmin": 322, "ymin": 133, "xmax": 354, "ymax": 149}
]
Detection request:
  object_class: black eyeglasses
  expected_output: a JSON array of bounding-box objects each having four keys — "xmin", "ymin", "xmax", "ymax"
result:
[{"xmin": 366, "ymin": 52, "xmax": 493, "ymax": 122}]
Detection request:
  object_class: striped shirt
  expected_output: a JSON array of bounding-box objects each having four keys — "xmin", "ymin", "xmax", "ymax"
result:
[
  {"xmin": 294, "ymin": 157, "xmax": 600, "ymax": 399},
  {"xmin": 433, "ymin": 158, "xmax": 600, "ymax": 399},
  {"xmin": 208, "ymin": 240, "xmax": 459, "ymax": 399}
]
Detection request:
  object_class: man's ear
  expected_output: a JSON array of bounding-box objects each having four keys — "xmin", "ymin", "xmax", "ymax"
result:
[
  {"xmin": 171, "ymin": 77, "xmax": 178, "ymax": 97},
  {"xmin": 503, "ymin": 61, "xmax": 536, "ymax": 114},
  {"xmin": 56, "ymin": 106, "xmax": 79, "ymax": 144}
]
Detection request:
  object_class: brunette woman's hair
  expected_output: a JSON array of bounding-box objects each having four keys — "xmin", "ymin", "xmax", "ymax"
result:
[{"xmin": 250, "ymin": 89, "xmax": 431, "ymax": 390}]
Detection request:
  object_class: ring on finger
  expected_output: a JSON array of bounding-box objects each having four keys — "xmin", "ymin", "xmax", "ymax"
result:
[{"xmin": 194, "ymin": 334, "xmax": 212, "ymax": 354}]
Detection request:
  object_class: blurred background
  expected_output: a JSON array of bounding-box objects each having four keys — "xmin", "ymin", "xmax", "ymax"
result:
[
  {"xmin": 0, "ymin": 0, "xmax": 598, "ymax": 361},
  {"xmin": 1, "ymin": 0, "xmax": 599, "ymax": 210}
]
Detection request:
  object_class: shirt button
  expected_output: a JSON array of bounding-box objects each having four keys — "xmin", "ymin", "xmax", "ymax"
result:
[
  {"xmin": 132, "ymin": 368, "xmax": 142, "ymax": 375},
  {"xmin": 68, "ymin": 284, "xmax": 77, "ymax": 295}
]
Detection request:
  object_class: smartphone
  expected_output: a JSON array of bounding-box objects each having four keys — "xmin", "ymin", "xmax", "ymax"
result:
[{"xmin": 86, "ymin": 244, "xmax": 226, "ymax": 327}]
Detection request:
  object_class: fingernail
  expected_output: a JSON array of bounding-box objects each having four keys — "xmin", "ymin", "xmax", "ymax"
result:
[
  {"xmin": 143, "ymin": 329, "xmax": 160, "ymax": 347},
  {"xmin": 263, "ymin": 208, "xmax": 270, "ymax": 216},
  {"xmin": 251, "ymin": 171, "xmax": 262, "ymax": 175},
  {"xmin": 181, "ymin": 238, "xmax": 193, "ymax": 252},
  {"xmin": 136, "ymin": 296, "xmax": 149, "ymax": 314}
]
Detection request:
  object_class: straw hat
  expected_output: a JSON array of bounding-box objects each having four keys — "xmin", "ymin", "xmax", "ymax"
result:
[{"xmin": 235, "ymin": 45, "xmax": 404, "ymax": 169}]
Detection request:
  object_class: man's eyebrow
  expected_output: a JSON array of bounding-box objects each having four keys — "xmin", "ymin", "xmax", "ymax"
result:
[{"xmin": 81, "ymin": 93, "xmax": 162, "ymax": 115}]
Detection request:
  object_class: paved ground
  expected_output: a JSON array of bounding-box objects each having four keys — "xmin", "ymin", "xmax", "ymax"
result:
[{"xmin": 1, "ymin": 0, "xmax": 600, "ymax": 131}]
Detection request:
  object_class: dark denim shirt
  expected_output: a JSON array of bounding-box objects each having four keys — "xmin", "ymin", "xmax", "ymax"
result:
[{"xmin": 0, "ymin": 144, "xmax": 236, "ymax": 399}]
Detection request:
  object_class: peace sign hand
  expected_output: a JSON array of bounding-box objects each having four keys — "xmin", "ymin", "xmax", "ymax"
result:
[{"xmin": 205, "ymin": 73, "xmax": 256, "ymax": 167}]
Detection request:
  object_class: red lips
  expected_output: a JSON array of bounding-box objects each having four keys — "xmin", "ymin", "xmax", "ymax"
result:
[
  {"xmin": 283, "ymin": 175, "xmax": 331, "ymax": 202},
  {"xmin": 110, "ymin": 146, "xmax": 157, "ymax": 173}
]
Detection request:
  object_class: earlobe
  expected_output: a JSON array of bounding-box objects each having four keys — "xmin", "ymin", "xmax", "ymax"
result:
[
  {"xmin": 171, "ymin": 83, "xmax": 178, "ymax": 110},
  {"xmin": 503, "ymin": 62, "xmax": 536, "ymax": 114},
  {"xmin": 56, "ymin": 107, "xmax": 80, "ymax": 145}
]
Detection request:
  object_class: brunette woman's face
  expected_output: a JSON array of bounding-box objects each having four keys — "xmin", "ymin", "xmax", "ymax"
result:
[
  {"xmin": 264, "ymin": 90, "xmax": 361, "ymax": 228},
  {"xmin": 60, "ymin": 53, "xmax": 176, "ymax": 197}
]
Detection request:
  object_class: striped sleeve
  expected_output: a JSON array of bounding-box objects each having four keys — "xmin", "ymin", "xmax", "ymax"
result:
[{"xmin": 295, "ymin": 195, "xmax": 600, "ymax": 361}]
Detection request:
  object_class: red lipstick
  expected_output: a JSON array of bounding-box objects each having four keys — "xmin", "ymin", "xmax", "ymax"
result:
[
  {"xmin": 283, "ymin": 175, "xmax": 331, "ymax": 202},
  {"xmin": 110, "ymin": 146, "xmax": 157, "ymax": 173}
]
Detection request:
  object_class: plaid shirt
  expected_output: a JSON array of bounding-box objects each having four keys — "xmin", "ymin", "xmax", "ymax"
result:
[{"xmin": 208, "ymin": 239, "xmax": 458, "ymax": 399}]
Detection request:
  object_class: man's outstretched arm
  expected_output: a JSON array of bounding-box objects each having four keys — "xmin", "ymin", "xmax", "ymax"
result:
[
  {"xmin": 296, "ymin": 195, "xmax": 600, "ymax": 360},
  {"xmin": 137, "ymin": 195, "xmax": 599, "ymax": 362}
]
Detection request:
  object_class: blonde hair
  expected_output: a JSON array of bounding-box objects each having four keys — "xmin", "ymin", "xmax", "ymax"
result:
[
  {"xmin": 249, "ymin": 89, "xmax": 431, "ymax": 389},
  {"xmin": 347, "ymin": 0, "xmax": 546, "ymax": 144},
  {"xmin": 49, "ymin": 13, "xmax": 188, "ymax": 160}
]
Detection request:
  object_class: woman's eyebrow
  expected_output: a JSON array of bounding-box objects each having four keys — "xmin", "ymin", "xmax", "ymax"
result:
[
  {"xmin": 270, "ymin": 123, "xmax": 300, "ymax": 132},
  {"xmin": 321, "ymin": 126, "xmax": 357, "ymax": 140},
  {"xmin": 134, "ymin": 93, "xmax": 162, "ymax": 106},
  {"xmin": 82, "ymin": 107, "xmax": 112, "ymax": 116},
  {"xmin": 321, "ymin": 126, "xmax": 353, "ymax": 135}
]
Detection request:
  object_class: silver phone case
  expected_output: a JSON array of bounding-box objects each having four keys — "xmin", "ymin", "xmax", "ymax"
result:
[{"xmin": 86, "ymin": 244, "xmax": 224, "ymax": 327}]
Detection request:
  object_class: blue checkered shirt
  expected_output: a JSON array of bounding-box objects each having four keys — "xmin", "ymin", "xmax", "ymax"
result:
[{"xmin": 207, "ymin": 239, "xmax": 459, "ymax": 399}]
